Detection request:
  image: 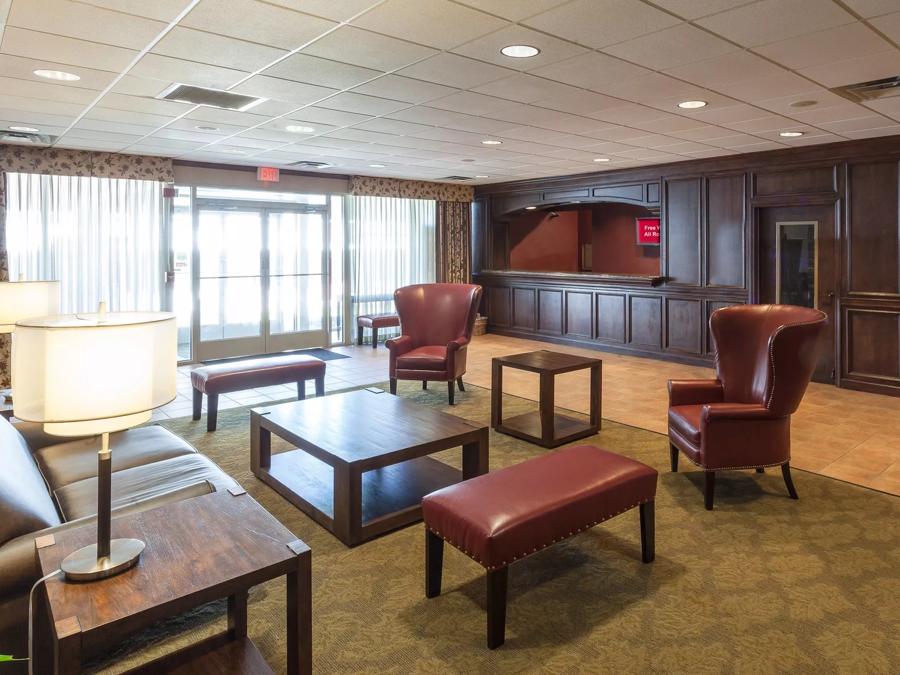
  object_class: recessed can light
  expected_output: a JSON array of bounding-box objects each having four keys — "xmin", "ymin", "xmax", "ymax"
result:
[
  {"xmin": 525, "ymin": 206, "xmax": 537, "ymax": 210},
  {"xmin": 195, "ymin": 125, "xmax": 219, "ymax": 131},
  {"xmin": 33, "ymin": 69, "xmax": 80, "ymax": 81},
  {"xmin": 501, "ymin": 45, "xmax": 540, "ymax": 58},
  {"xmin": 461, "ymin": 158, "xmax": 475, "ymax": 162},
  {"xmin": 678, "ymin": 100, "xmax": 707, "ymax": 109},
  {"xmin": 9, "ymin": 126, "xmax": 39, "ymax": 132},
  {"xmin": 790, "ymin": 100, "xmax": 818, "ymax": 108},
  {"xmin": 481, "ymin": 139, "xmax": 502, "ymax": 145},
  {"xmin": 475, "ymin": 174, "xmax": 489, "ymax": 178},
  {"xmin": 593, "ymin": 157, "xmax": 611, "ymax": 162},
  {"xmin": 779, "ymin": 131, "xmax": 804, "ymax": 137},
  {"xmin": 286, "ymin": 125, "xmax": 315, "ymax": 134},
  {"xmin": 369, "ymin": 163, "xmax": 385, "ymax": 168}
]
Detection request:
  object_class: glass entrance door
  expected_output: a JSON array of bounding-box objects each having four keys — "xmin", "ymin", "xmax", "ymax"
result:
[{"xmin": 192, "ymin": 199, "xmax": 329, "ymax": 361}]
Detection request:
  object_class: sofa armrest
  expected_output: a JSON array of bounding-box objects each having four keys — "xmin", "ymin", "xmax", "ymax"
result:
[
  {"xmin": 385, "ymin": 334, "xmax": 414, "ymax": 355},
  {"xmin": 668, "ymin": 379, "xmax": 724, "ymax": 406},
  {"xmin": 702, "ymin": 403, "xmax": 773, "ymax": 424},
  {"xmin": 12, "ymin": 421, "xmax": 92, "ymax": 452},
  {"xmin": 447, "ymin": 336, "xmax": 468, "ymax": 352},
  {"xmin": 0, "ymin": 480, "xmax": 216, "ymax": 602}
]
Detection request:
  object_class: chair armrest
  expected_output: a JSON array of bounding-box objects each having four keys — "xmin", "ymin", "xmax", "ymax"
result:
[
  {"xmin": 446, "ymin": 336, "xmax": 469, "ymax": 352},
  {"xmin": 668, "ymin": 379, "xmax": 724, "ymax": 406},
  {"xmin": 702, "ymin": 403, "xmax": 774, "ymax": 424},
  {"xmin": 385, "ymin": 334, "xmax": 414, "ymax": 355}
]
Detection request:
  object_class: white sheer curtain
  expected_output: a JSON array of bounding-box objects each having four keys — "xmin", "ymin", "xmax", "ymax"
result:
[
  {"xmin": 5, "ymin": 172, "xmax": 164, "ymax": 313},
  {"xmin": 346, "ymin": 195, "xmax": 435, "ymax": 326}
]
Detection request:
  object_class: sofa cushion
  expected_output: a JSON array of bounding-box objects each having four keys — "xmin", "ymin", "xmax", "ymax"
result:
[
  {"xmin": 0, "ymin": 418, "xmax": 61, "ymax": 546},
  {"xmin": 34, "ymin": 426, "xmax": 197, "ymax": 491},
  {"xmin": 396, "ymin": 346, "xmax": 448, "ymax": 371},
  {"xmin": 54, "ymin": 454, "xmax": 238, "ymax": 521}
]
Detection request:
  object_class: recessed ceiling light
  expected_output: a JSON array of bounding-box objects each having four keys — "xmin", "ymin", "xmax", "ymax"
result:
[
  {"xmin": 286, "ymin": 124, "xmax": 315, "ymax": 134},
  {"xmin": 678, "ymin": 100, "xmax": 707, "ymax": 109},
  {"xmin": 195, "ymin": 125, "xmax": 219, "ymax": 131},
  {"xmin": 790, "ymin": 100, "xmax": 818, "ymax": 108},
  {"xmin": 475, "ymin": 174, "xmax": 489, "ymax": 178},
  {"xmin": 525, "ymin": 206, "xmax": 537, "ymax": 210},
  {"xmin": 779, "ymin": 131, "xmax": 804, "ymax": 137},
  {"xmin": 481, "ymin": 139, "xmax": 502, "ymax": 145},
  {"xmin": 461, "ymin": 158, "xmax": 475, "ymax": 162},
  {"xmin": 501, "ymin": 45, "xmax": 540, "ymax": 58},
  {"xmin": 593, "ymin": 157, "xmax": 611, "ymax": 163},
  {"xmin": 9, "ymin": 126, "xmax": 39, "ymax": 132},
  {"xmin": 369, "ymin": 164, "xmax": 385, "ymax": 168},
  {"xmin": 33, "ymin": 69, "xmax": 80, "ymax": 81}
]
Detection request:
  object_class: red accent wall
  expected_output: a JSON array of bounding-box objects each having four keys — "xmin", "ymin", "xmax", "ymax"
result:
[
  {"xmin": 591, "ymin": 203, "xmax": 660, "ymax": 275},
  {"xmin": 508, "ymin": 210, "xmax": 580, "ymax": 271}
]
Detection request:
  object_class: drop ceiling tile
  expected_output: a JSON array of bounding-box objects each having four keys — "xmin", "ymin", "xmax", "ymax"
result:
[
  {"xmin": 355, "ymin": 117, "xmax": 435, "ymax": 135},
  {"xmin": 603, "ymin": 23, "xmax": 736, "ymax": 71},
  {"xmin": 132, "ymin": 137, "xmax": 207, "ymax": 150},
  {"xmin": 696, "ymin": 0, "xmax": 855, "ymax": 47},
  {"xmin": 427, "ymin": 92, "xmax": 519, "ymax": 116},
  {"xmin": 57, "ymin": 138, "xmax": 134, "ymax": 151},
  {"xmin": 351, "ymin": 75, "xmax": 457, "ymax": 104},
  {"xmin": 647, "ymin": 0, "xmax": 761, "ymax": 19},
  {"xmin": 815, "ymin": 115, "xmax": 896, "ymax": 133},
  {"xmin": 594, "ymin": 72, "xmax": 723, "ymax": 108},
  {"xmin": 74, "ymin": 0, "xmax": 192, "ymax": 22},
  {"xmin": 219, "ymin": 135, "xmax": 285, "ymax": 150},
  {"xmin": 651, "ymin": 140, "xmax": 719, "ymax": 154},
  {"xmin": 0, "ymin": 54, "xmax": 117, "ymax": 91},
  {"xmin": 523, "ymin": 0, "xmax": 681, "ymax": 49},
  {"xmin": 471, "ymin": 73, "xmax": 581, "ymax": 103},
  {"xmin": 452, "ymin": 24, "xmax": 587, "ymax": 71},
  {"xmin": 752, "ymin": 89, "xmax": 848, "ymax": 115},
  {"xmin": 799, "ymin": 51, "xmax": 900, "ymax": 88},
  {"xmin": 232, "ymin": 75, "xmax": 337, "ymax": 106},
  {"xmin": 840, "ymin": 0, "xmax": 898, "ymax": 17},
  {"xmin": 351, "ymin": 0, "xmax": 507, "ymax": 50},
  {"xmin": 713, "ymin": 70, "xmax": 818, "ymax": 100},
  {"xmin": 861, "ymin": 97, "xmax": 900, "ymax": 121},
  {"xmin": 630, "ymin": 115, "xmax": 711, "ymax": 134},
  {"xmin": 0, "ymin": 94, "xmax": 86, "ymax": 117},
  {"xmin": 754, "ymin": 23, "xmax": 892, "ymax": 71},
  {"xmin": 325, "ymin": 128, "xmax": 404, "ymax": 144},
  {"xmin": 532, "ymin": 90, "xmax": 621, "ymax": 115},
  {"xmin": 130, "ymin": 54, "xmax": 249, "ymax": 90},
  {"xmin": 587, "ymin": 104, "xmax": 677, "ymax": 126},
  {"xmin": 724, "ymin": 114, "xmax": 805, "ymax": 133},
  {"xmin": 302, "ymin": 27, "xmax": 437, "ymax": 71},
  {"xmin": 787, "ymin": 102, "xmax": 878, "ymax": 124},
  {"xmin": 527, "ymin": 52, "xmax": 652, "ymax": 91},
  {"xmin": 842, "ymin": 125, "xmax": 900, "ymax": 138},
  {"xmin": 0, "ymin": 27, "xmax": 136, "ymax": 73},
  {"xmin": 663, "ymin": 50, "xmax": 787, "ymax": 87},
  {"xmin": 184, "ymin": 107, "xmax": 269, "ymax": 128},
  {"xmin": 0, "ymin": 75, "xmax": 99, "ymax": 103},
  {"xmin": 68, "ymin": 122, "xmax": 152, "ymax": 139},
  {"xmin": 870, "ymin": 11, "xmax": 900, "ymax": 42},
  {"xmin": 317, "ymin": 92, "xmax": 408, "ymax": 116},
  {"xmin": 671, "ymin": 124, "xmax": 757, "ymax": 141},
  {"xmin": 98, "ymin": 92, "xmax": 193, "ymax": 116},
  {"xmin": 7, "ymin": 0, "xmax": 165, "ymax": 50},
  {"xmin": 167, "ymin": 117, "xmax": 249, "ymax": 136},
  {"xmin": 702, "ymin": 132, "xmax": 766, "ymax": 148},
  {"xmin": 396, "ymin": 53, "xmax": 510, "ymax": 89},
  {"xmin": 152, "ymin": 27, "xmax": 287, "ymax": 72},
  {"xmin": 295, "ymin": 106, "xmax": 373, "ymax": 126},
  {"xmin": 263, "ymin": 54, "xmax": 382, "ymax": 89},
  {"xmin": 0, "ymin": 109, "xmax": 74, "ymax": 128},
  {"xmin": 83, "ymin": 107, "xmax": 173, "ymax": 128},
  {"xmin": 242, "ymin": 125, "xmax": 331, "ymax": 142},
  {"xmin": 181, "ymin": 0, "xmax": 337, "ymax": 50}
]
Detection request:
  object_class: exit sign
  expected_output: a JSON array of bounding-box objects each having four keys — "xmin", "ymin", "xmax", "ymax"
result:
[{"xmin": 257, "ymin": 166, "xmax": 280, "ymax": 183}]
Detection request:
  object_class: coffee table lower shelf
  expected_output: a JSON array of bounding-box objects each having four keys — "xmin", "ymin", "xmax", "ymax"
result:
[{"xmin": 496, "ymin": 411, "xmax": 598, "ymax": 449}]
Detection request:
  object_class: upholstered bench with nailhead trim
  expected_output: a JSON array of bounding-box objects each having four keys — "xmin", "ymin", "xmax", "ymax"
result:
[
  {"xmin": 421, "ymin": 445, "xmax": 658, "ymax": 648},
  {"xmin": 356, "ymin": 313, "xmax": 400, "ymax": 348}
]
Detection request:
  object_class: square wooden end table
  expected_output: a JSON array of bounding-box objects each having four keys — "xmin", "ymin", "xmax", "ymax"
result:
[
  {"xmin": 35, "ymin": 489, "xmax": 312, "ymax": 675},
  {"xmin": 492, "ymin": 350, "xmax": 602, "ymax": 449},
  {"xmin": 251, "ymin": 388, "xmax": 489, "ymax": 547}
]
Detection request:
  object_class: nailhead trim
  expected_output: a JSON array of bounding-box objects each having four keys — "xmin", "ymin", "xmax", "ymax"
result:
[
  {"xmin": 678, "ymin": 451, "xmax": 789, "ymax": 472},
  {"xmin": 427, "ymin": 497, "xmax": 653, "ymax": 571}
]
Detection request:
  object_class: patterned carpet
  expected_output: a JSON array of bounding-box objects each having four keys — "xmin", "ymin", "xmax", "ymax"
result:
[{"xmin": 93, "ymin": 382, "xmax": 899, "ymax": 674}]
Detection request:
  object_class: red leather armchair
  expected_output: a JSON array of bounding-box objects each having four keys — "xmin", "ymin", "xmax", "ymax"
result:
[
  {"xmin": 668, "ymin": 304, "xmax": 827, "ymax": 510},
  {"xmin": 387, "ymin": 283, "xmax": 482, "ymax": 404}
]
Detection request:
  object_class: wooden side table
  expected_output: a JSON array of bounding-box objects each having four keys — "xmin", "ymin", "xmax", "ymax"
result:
[
  {"xmin": 491, "ymin": 350, "xmax": 602, "ymax": 448},
  {"xmin": 35, "ymin": 489, "xmax": 312, "ymax": 674}
]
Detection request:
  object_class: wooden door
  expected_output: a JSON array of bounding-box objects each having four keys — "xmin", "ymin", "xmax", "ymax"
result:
[{"xmin": 757, "ymin": 204, "xmax": 836, "ymax": 383}]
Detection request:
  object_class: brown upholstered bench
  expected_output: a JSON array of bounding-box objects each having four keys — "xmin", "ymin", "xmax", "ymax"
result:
[
  {"xmin": 356, "ymin": 313, "xmax": 400, "ymax": 348},
  {"xmin": 422, "ymin": 445, "xmax": 658, "ymax": 648},
  {"xmin": 191, "ymin": 354, "xmax": 326, "ymax": 431}
]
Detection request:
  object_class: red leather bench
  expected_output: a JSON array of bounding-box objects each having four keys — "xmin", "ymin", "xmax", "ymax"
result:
[
  {"xmin": 191, "ymin": 354, "xmax": 326, "ymax": 431},
  {"xmin": 422, "ymin": 445, "xmax": 658, "ymax": 648},
  {"xmin": 356, "ymin": 313, "xmax": 400, "ymax": 348}
]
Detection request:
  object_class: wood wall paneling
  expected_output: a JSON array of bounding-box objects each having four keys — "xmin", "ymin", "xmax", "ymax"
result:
[
  {"xmin": 543, "ymin": 188, "xmax": 590, "ymax": 201},
  {"xmin": 665, "ymin": 298, "xmax": 702, "ymax": 355},
  {"xmin": 490, "ymin": 221, "xmax": 508, "ymax": 270},
  {"xmin": 592, "ymin": 183, "xmax": 644, "ymax": 203},
  {"xmin": 488, "ymin": 286, "xmax": 511, "ymax": 327},
  {"xmin": 706, "ymin": 174, "xmax": 746, "ymax": 288},
  {"xmin": 472, "ymin": 197, "xmax": 487, "ymax": 275},
  {"xmin": 646, "ymin": 182, "xmax": 660, "ymax": 204},
  {"xmin": 847, "ymin": 161, "xmax": 900, "ymax": 296},
  {"xmin": 513, "ymin": 288, "xmax": 536, "ymax": 330},
  {"xmin": 565, "ymin": 291, "xmax": 593, "ymax": 338},
  {"xmin": 664, "ymin": 178, "xmax": 701, "ymax": 286},
  {"xmin": 629, "ymin": 296, "xmax": 662, "ymax": 348},
  {"xmin": 843, "ymin": 307, "xmax": 900, "ymax": 382},
  {"xmin": 596, "ymin": 293, "xmax": 626, "ymax": 344},
  {"xmin": 538, "ymin": 289, "xmax": 564, "ymax": 334},
  {"xmin": 754, "ymin": 165, "xmax": 836, "ymax": 197}
]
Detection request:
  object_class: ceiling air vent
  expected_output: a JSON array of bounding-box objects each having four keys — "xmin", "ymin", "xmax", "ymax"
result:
[
  {"xmin": 439, "ymin": 176, "xmax": 474, "ymax": 181},
  {"xmin": 831, "ymin": 76, "xmax": 900, "ymax": 103},
  {"xmin": 288, "ymin": 160, "xmax": 333, "ymax": 169},
  {"xmin": 0, "ymin": 130, "xmax": 54, "ymax": 145},
  {"xmin": 157, "ymin": 83, "xmax": 264, "ymax": 112}
]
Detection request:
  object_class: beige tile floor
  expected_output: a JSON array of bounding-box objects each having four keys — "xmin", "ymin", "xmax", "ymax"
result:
[{"xmin": 164, "ymin": 333, "xmax": 900, "ymax": 497}]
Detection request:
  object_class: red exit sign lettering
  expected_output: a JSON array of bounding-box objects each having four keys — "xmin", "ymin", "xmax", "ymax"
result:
[{"xmin": 257, "ymin": 166, "xmax": 280, "ymax": 183}]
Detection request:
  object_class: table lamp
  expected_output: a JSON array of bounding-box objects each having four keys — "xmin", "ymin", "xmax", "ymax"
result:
[
  {"xmin": 12, "ymin": 304, "xmax": 176, "ymax": 581},
  {"xmin": 0, "ymin": 277, "xmax": 60, "ymax": 402}
]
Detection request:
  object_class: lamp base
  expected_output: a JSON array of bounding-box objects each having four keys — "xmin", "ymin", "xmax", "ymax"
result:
[{"xmin": 60, "ymin": 538, "xmax": 145, "ymax": 581}]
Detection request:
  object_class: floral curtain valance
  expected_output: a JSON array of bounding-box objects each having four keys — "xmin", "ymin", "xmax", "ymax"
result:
[
  {"xmin": 349, "ymin": 175, "xmax": 474, "ymax": 203},
  {"xmin": 0, "ymin": 145, "xmax": 174, "ymax": 182}
]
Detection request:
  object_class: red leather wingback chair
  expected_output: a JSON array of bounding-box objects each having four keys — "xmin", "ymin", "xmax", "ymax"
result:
[
  {"xmin": 387, "ymin": 283, "xmax": 482, "ymax": 405},
  {"xmin": 668, "ymin": 304, "xmax": 827, "ymax": 510}
]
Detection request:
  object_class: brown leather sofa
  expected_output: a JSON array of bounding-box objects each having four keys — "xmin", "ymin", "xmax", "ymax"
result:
[
  {"xmin": 0, "ymin": 416, "xmax": 238, "ymax": 661},
  {"xmin": 387, "ymin": 283, "xmax": 482, "ymax": 404},
  {"xmin": 668, "ymin": 304, "xmax": 827, "ymax": 509}
]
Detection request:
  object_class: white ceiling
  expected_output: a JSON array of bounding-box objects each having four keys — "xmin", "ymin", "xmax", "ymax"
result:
[{"xmin": 2, "ymin": 0, "xmax": 900, "ymax": 184}]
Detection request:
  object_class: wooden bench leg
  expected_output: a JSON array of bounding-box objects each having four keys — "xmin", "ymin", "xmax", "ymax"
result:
[
  {"xmin": 372, "ymin": 326, "xmax": 378, "ymax": 348},
  {"xmin": 704, "ymin": 471, "xmax": 716, "ymax": 510},
  {"xmin": 422, "ymin": 380, "xmax": 428, "ymax": 390},
  {"xmin": 192, "ymin": 388, "xmax": 202, "ymax": 421},
  {"xmin": 357, "ymin": 325, "xmax": 364, "ymax": 346},
  {"xmin": 207, "ymin": 393, "xmax": 219, "ymax": 432},
  {"xmin": 639, "ymin": 501, "xmax": 655, "ymax": 563},
  {"xmin": 457, "ymin": 377, "xmax": 465, "ymax": 392},
  {"xmin": 425, "ymin": 530, "xmax": 443, "ymax": 598},
  {"xmin": 448, "ymin": 379, "xmax": 455, "ymax": 405},
  {"xmin": 315, "ymin": 375, "xmax": 325, "ymax": 397},
  {"xmin": 297, "ymin": 381, "xmax": 306, "ymax": 400},
  {"xmin": 487, "ymin": 567, "xmax": 508, "ymax": 649},
  {"xmin": 669, "ymin": 444, "xmax": 679, "ymax": 472},
  {"xmin": 390, "ymin": 378, "xmax": 397, "ymax": 395}
]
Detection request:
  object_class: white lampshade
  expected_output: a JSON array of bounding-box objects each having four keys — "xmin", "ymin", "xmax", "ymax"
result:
[
  {"xmin": 12, "ymin": 311, "xmax": 177, "ymax": 436},
  {"xmin": 0, "ymin": 280, "xmax": 60, "ymax": 333}
]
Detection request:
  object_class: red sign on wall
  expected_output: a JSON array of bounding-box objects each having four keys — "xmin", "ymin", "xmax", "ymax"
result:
[
  {"xmin": 257, "ymin": 166, "xmax": 280, "ymax": 183},
  {"xmin": 636, "ymin": 217, "xmax": 661, "ymax": 246}
]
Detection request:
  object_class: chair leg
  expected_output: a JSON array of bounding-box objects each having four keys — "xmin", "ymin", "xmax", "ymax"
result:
[
  {"xmin": 448, "ymin": 379, "xmax": 455, "ymax": 405},
  {"xmin": 756, "ymin": 467, "xmax": 765, "ymax": 474},
  {"xmin": 486, "ymin": 567, "xmax": 508, "ymax": 649},
  {"xmin": 422, "ymin": 380, "xmax": 428, "ymax": 390},
  {"xmin": 207, "ymin": 394, "xmax": 219, "ymax": 432},
  {"xmin": 457, "ymin": 377, "xmax": 465, "ymax": 392},
  {"xmin": 639, "ymin": 501, "xmax": 655, "ymax": 563},
  {"xmin": 389, "ymin": 378, "xmax": 397, "ymax": 395},
  {"xmin": 315, "ymin": 375, "xmax": 325, "ymax": 397},
  {"xmin": 669, "ymin": 444, "xmax": 679, "ymax": 472},
  {"xmin": 372, "ymin": 327, "xmax": 378, "ymax": 349},
  {"xmin": 425, "ymin": 530, "xmax": 443, "ymax": 599},
  {"xmin": 782, "ymin": 462, "xmax": 799, "ymax": 500},
  {"xmin": 297, "ymin": 381, "xmax": 306, "ymax": 400},
  {"xmin": 357, "ymin": 325, "xmax": 363, "ymax": 346},
  {"xmin": 704, "ymin": 471, "xmax": 716, "ymax": 510},
  {"xmin": 192, "ymin": 388, "xmax": 202, "ymax": 421}
]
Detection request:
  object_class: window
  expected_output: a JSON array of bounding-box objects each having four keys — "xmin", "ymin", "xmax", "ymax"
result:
[{"xmin": 5, "ymin": 172, "xmax": 164, "ymax": 314}]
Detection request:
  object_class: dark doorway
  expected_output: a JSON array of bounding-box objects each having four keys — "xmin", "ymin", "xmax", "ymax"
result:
[{"xmin": 757, "ymin": 204, "xmax": 836, "ymax": 383}]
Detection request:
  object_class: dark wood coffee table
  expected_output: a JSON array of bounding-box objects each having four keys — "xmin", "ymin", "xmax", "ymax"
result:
[
  {"xmin": 492, "ymin": 350, "xmax": 601, "ymax": 448},
  {"xmin": 250, "ymin": 389, "xmax": 489, "ymax": 547}
]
